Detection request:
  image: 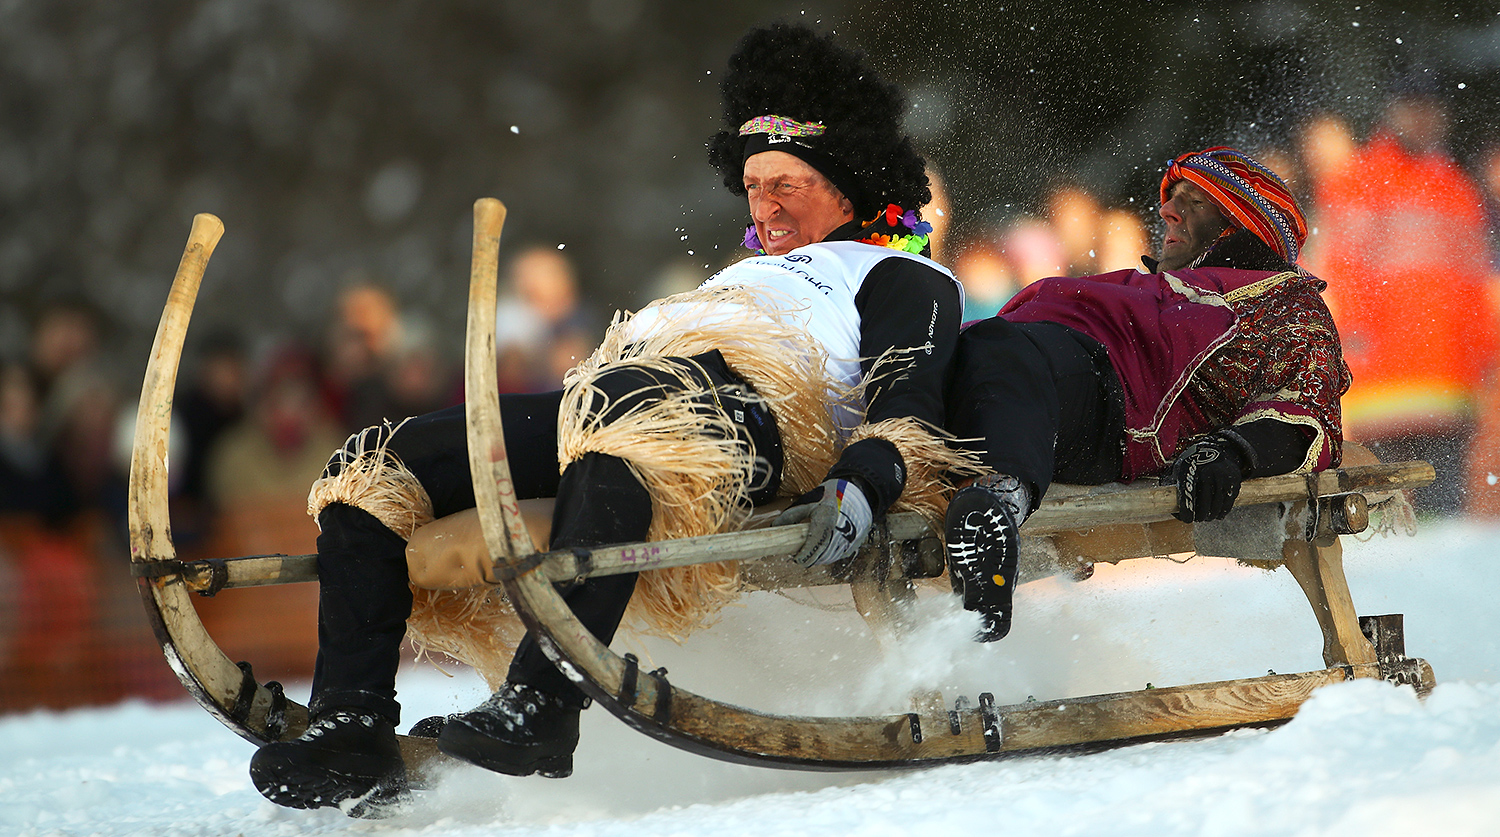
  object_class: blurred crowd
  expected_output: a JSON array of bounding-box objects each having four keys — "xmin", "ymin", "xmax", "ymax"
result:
[
  {"xmin": 0, "ymin": 244, "xmax": 599, "ymax": 712},
  {"xmin": 6, "ymin": 82, "xmax": 1500, "ymax": 713}
]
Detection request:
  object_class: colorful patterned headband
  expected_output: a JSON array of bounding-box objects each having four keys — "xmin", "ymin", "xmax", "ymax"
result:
[
  {"xmin": 1161, "ymin": 147, "xmax": 1307, "ymax": 263},
  {"xmin": 738, "ymin": 113, "xmax": 862, "ymax": 210},
  {"xmin": 738, "ymin": 115, "xmax": 827, "ymax": 138}
]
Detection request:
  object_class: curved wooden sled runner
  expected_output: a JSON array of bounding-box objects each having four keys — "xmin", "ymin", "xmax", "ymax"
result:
[{"xmin": 129, "ymin": 204, "xmax": 1437, "ymax": 783}]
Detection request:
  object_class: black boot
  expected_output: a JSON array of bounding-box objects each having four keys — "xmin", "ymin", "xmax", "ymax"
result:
[
  {"xmin": 307, "ymin": 503, "xmax": 412, "ymax": 726},
  {"xmin": 945, "ymin": 477, "xmax": 1026, "ymax": 642},
  {"xmin": 248, "ymin": 708, "xmax": 407, "ymax": 817},
  {"xmin": 439, "ymin": 451, "xmax": 644, "ymax": 778},
  {"xmin": 437, "ymin": 683, "xmax": 582, "ymax": 778},
  {"xmin": 407, "ymin": 714, "xmax": 451, "ymax": 738}
]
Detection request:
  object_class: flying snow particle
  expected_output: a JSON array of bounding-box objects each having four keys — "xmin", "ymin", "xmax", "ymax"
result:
[
  {"xmin": 557, "ymin": 243, "xmax": 565, "ymax": 250},
  {"xmin": 1396, "ymin": 37, "xmax": 1403, "ymax": 44},
  {"xmin": 1459, "ymin": 83, "xmax": 1467, "ymax": 90},
  {"xmin": 510, "ymin": 126, "xmax": 520, "ymax": 134},
  {"xmin": 1488, "ymin": 473, "xmax": 1497, "ymax": 486}
]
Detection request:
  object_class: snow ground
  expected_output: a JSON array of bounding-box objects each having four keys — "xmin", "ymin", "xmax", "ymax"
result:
[{"xmin": 4, "ymin": 519, "xmax": 1500, "ymax": 836}]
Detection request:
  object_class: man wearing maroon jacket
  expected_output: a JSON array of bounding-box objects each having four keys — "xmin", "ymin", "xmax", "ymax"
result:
[{"xmin": 943, "ymin": 147, "xmax": 1351, "ymax": 643}]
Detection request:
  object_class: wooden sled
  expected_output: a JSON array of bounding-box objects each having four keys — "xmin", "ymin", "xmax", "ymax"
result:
[{"xmin": 127, "ymin": 204, "xmax": 1436, "ymax": 787}]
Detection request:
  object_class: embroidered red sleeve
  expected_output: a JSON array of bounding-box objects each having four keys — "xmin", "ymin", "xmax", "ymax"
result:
[{"xmin": 1200, "ymin": 281, "xmax": 1352, "ymax": 470}]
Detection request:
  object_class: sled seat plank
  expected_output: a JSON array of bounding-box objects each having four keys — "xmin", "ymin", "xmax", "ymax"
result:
[{"xmin": 174, "ymin": 460, "xmax": 1432, "ymax": 595}]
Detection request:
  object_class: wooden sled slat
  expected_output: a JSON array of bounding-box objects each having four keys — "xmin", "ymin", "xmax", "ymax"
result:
[
  {"xmin": 173, "ymin": 458, "xmax": 1432, "ymax": 595},
  {"xmin": 1028, "ymin": 462, "xmax": 1433, "ymax": 532}
]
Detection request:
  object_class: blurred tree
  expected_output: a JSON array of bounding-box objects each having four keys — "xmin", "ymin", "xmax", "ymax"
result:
[{"xmin": 0, "ymin": 0, "xmax": 1496, "ymax": 384}]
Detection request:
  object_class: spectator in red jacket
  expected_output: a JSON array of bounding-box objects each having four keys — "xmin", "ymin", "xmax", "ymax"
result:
[{"xmin": 1311, "ymin": 88, "xmax": 1495, "ymax": 515}]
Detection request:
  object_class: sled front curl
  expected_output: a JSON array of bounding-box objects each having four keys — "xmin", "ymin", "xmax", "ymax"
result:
[{"xmin": 128, "ymin": 205, "xmax": 1436, "ymax": 784}]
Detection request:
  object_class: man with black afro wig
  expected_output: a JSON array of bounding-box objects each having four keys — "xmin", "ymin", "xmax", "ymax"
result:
[
  {"xmin": 707, "ymin": 22, "xmax": 933, "ymax": 229},
  {"xmin": 249, "ymin": 21, "xmax": 977, "ymax": 816}
]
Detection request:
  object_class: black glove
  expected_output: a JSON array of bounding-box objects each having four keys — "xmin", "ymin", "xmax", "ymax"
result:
[
  {"xmin": 773, "ymin": 478, "xmax": 874, "ymax": 567},
  {"xmin": 1166, "ymin": 431, "xmax": 1257, "ymax": 523}
]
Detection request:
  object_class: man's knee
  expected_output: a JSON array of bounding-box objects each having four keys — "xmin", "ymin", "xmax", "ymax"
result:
[
  {"xmin": 309, "ymin": 420, "xmax": 437, "ymax": 541},
  {"xmin": 584, "ymin": 363, "xmax": 679, "ymax": 423}
]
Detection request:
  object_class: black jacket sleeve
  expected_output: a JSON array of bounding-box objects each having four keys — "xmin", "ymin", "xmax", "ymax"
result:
[{"xmin": 824, "ymin": 256, "xmax": 963, "ymax": 513}]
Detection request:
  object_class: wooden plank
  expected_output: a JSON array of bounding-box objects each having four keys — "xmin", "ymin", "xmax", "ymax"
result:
[
  {"xmin": 1283, "ymin": 533, "xmax": 1379, "ymax": 667},
  {"xmin": 1047, "ymin": 518, "xmax": 1196, "ymax": 567},
  {"xmin": 1022, "ymin": 461, "xmax": 1433, "ymax": 534},
  {"xmin": 462, "ymin": 198, "xmax": 534, "ymax": 567},
  {"xmin": 180, "ymin": 460, "xmax": 1432, "ymax": 594},
  {"xmin": 994, "ymin": 664, "xmax": 1380, "ymax": 752},
  {"xmin": 126, "ymin": 215, "xmax": 307, "ymax": 746},
  {"xmin": 530, "ymin": 660, "xmax": 1385, "ymax": 766}
]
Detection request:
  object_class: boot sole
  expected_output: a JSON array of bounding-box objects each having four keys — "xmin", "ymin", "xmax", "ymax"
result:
[
  {"xmin": 944, "ymin": 488, "xmax": 1018, "ymax": 642},
  {"xmin": 437, "ymin": 719, "xmax": 575, "ymax": 778},
  {"xmin": 249, "ymin": 747, "xmax": 407, "ymax": 816}
]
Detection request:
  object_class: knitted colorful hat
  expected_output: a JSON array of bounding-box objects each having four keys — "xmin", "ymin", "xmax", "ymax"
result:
[
  {"xmin": 1160, "ymin": 147, "xmax": 1308, "ymax": 263},
  {"xmin": 706, "ymin": 23, "xmax": 930, "ymax": 220}
]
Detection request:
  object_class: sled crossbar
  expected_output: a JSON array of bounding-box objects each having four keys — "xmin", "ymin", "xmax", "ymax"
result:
[{"xmin": 165, "ymin": 460, "xmax": 1432, "ymax": 596}]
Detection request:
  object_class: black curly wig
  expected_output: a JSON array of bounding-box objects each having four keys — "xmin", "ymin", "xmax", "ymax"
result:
[{"xmin": 706, "ymin": 22, "xmax": 931, "ymax": 220}]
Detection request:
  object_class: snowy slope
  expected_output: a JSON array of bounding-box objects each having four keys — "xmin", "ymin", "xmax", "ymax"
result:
[{"xmin": 4, "ymin": 520, "xmax": 1500, "ymax": 836}]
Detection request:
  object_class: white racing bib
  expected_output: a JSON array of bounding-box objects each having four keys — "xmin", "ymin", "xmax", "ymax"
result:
[
  {"xmin": 619, "ymin": 240, "xmax": 958, "ymax": 433},
  {"xmin": 697, "ymin": 241, "xmax": 956, "ymax": 387}
]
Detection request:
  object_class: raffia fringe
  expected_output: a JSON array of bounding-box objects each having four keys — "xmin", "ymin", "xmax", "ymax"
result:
[
  {"xmin": 302, "ymin": 287, "xmax": 978, "ymax": 689},
  {"xmin": 848, "ymin": 416, "xmax": 985, "ymax": 530},
  {"xmin": 558, "ymin": 285, "xmax": 845, "ymax": 642},
  {"xmin": 306, "ymin": 420, "xmax": 435, "ymax": 539},
  {"xmin": 404, "ymin": 587, "xmax": 527, "ymax": 689},
  {"xmin": 305, "ymin": 421, "xmax": 528, "ymax": 688}
]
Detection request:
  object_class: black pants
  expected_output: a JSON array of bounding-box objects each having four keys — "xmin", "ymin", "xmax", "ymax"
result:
[
  {"xmin": 310, "ymin": 351, "xmax": 782, "ymax": 723},
  {"xmin": 944, "ymin": 319, "xmax": 1126, "ymax": 506}
]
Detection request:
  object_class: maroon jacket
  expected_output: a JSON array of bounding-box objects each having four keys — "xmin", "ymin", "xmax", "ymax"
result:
[{"xmin": 999, "ymin": 266, "xmax": 1350, "ymax": 479}]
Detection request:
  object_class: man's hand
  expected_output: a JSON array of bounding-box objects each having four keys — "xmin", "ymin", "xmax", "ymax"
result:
[
  {"xmin": 1166, "ymin": 435, "xmax": 1249, "ymax": 523},
  {"xmin": 773, "ymin": 479, "xmax": 873, "ymax": 567}
]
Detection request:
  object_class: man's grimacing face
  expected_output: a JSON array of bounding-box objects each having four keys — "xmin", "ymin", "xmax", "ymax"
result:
[
  {"xmin": 743, "ymin": 151, "xmax": 856, "ymax": 255},
  {"xmin": 1157, "ymin": 179, "xmax": 1232, "ymax": 270}
]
